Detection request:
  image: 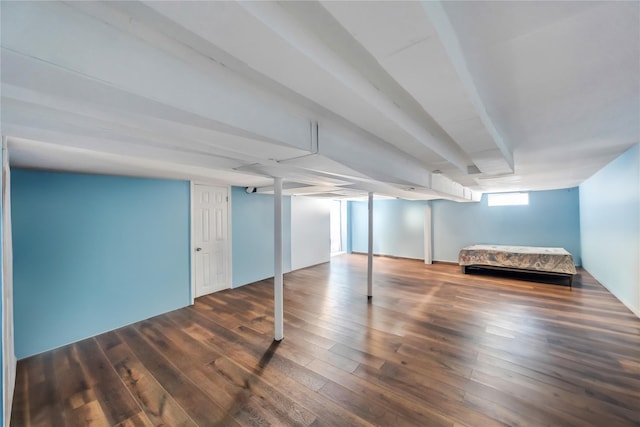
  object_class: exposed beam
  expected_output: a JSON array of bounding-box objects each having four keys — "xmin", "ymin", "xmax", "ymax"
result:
[
  {"xmin": 1, "ymin": 2, "xmax": 313, "ymax": 152},
  {"xmin": 7, "ymin": 137, "xmax": 272, "ymax": 188},
  {"xmin": 421, "ymin": 1, "xmax": 514, "ymax": 174},
  {"xmin": 318, "ymin": 121, "xmax": 431, "ymax": 188},
  {"xmin": 1, "ymin": 1, "xmax": 484, "ymax": 202},
  {"xmin": 1, "ymin": 68, "xmax": 310, "ymax": 163},
  {"xmin": 238, "ymin": 1, "xmax": 471, "ymax": 172}
]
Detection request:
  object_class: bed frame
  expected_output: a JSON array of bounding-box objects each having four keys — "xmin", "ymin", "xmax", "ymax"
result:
[{"xmin": 459, "ymin": 244, "xmax": 577, "ymax": 287}]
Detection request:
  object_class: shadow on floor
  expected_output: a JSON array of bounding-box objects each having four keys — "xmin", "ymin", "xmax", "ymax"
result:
[{"xmin": 214, "ymin": 339, "xmax": 282, "ymax": 425}]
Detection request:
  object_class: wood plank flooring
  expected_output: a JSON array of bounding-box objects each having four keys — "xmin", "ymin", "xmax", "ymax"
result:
[{"xmin": 10, "ymin": 254, "xmax": 640, "ymax": 426}]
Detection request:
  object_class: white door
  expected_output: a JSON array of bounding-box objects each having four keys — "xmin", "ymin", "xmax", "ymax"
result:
[{"xmin": 194, "ymin": 185, "xmax": 229, "ymax": 297}]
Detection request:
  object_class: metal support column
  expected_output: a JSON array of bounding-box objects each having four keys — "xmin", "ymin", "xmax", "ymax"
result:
[
  {"xmin": 274, "ymin": 177, "xmax": 284, "ymax": 341},
  {"xmin": 424, "ymin": 203, "xmax": 432, "ymax": 264},
  {"xmin": 367, "ymin": 192, "xmax": 373, "ymax": 300}
]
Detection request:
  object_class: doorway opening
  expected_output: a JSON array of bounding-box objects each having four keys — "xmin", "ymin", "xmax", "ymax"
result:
[{"xmin": 330, "ymin": 200, "xmax": 345, "ymax": 255}]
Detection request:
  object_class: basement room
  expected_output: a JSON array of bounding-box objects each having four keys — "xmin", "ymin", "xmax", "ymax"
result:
[{"xmin": 1, "ymin": 1, "xmax": 639, "ymax": 426}]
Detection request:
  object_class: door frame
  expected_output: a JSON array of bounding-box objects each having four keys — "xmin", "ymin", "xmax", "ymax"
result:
[
  {"xmin": 190, "ymin": 182, "xmax": 232, "ymax": 304},
  {"xmin": 2, "ymin": 137, "xmax": 16, "ymax": 427}
]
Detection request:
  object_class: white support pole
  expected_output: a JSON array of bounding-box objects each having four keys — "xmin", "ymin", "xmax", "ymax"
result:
[
  {"xmin": 274, "ymin": 177, "xmax": 284, "ymax": 341},
  {"xmin": 424, "ymin": 203, "xmax": 433, "ymax": 264},
  {"xmin": 367, "ymin": 192, "xmax": 373, "ymax": 299}
]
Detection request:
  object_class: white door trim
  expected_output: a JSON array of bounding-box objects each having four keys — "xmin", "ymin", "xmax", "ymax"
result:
[
  {"xmin": 2, "ymin": 136, "xmax": 16, "ymax": 426},
  {"xmin": 190, "ymin": 182, "xmax": 195, "ymax": 304},
  {"xmin": 190, "ymin": 182, "xmax": 232, "ymax": 304},
  {"xmin": 227, "ymin": 186, "xmax": 233, "ymax": 289}
]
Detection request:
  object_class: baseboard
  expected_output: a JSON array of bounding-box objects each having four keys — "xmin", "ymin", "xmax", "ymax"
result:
[
  {"xmin": 290, "ymin": 260, "xmax": 331, "ymax": 271},
  {"xmin": 582, "ymin": 267, "xmax": 640, "ymax": 319},
  {"xmin": 615, "ymin": 295, "xmax": 640, "ymax": 319},
  {"xmin": 351, "ymin": 252, "xmax": 423, "ymax": 261},
  {"xmin": 620, "ymin": 298, "xmax": 640, "ymax": 319},
  {"xmin": 349, "ymin": 253, "xmax": 460, "ymax": 265}
]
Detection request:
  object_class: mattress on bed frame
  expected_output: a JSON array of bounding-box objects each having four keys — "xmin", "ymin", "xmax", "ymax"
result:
[{"xmin": 458, "ymin": 244, "xmax": 577, "ymax": 276}]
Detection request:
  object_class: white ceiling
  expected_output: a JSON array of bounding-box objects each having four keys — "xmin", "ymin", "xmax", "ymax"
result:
[{"xmin": 1, "ymin": 1, "xmax": 638, "ymax": 200}]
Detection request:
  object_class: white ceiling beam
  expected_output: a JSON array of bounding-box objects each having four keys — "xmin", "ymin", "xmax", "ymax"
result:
[
  {"xmin": 2, "ymin": 76, "xmax": 308, "ymax": 164},
  {"xmin": 318, "ymin": 120, "xmax": 432, "ymax": 189},
  {"xmin": 2, "ymin": 121, "xmax": 242, "ymax": 172},
  {"xmin": 7, "ymin": 137, "xmax": 273, "ymax": 187},
  {"xmin": 1, "ymin": 1, "xmax": 484, "ymax": 202},
  {"xmin": 238, "ymin": 0, "xmax": 471, "ymax": 172},
  {"xmin": 1, "ymin": 1, "xmax": 313, "ymax": 153},
  {"xmin": 421, "ymin": 1, "xmax": 514, "ymax": 174},
  {"xmin": 255, "ymin": 184, "xmax": 344, "ymax": 196}
]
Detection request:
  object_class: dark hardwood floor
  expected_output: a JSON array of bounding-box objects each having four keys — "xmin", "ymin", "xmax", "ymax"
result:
[{"xmin": 10, "ymin": 254, "xmax": 640, "ymax": 426}]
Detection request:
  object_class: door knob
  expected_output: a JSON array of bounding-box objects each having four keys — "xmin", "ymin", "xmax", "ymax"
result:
[{"xmin": 196, "ymin": 247, "xmax": 202, "ymax": 252}]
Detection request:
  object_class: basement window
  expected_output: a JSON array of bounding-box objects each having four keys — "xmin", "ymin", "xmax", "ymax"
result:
[{"xmin": 487, "ymin": 192, "xmax": 529, "ymax": 207}]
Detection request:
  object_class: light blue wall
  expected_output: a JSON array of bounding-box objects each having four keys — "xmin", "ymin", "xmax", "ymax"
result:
[
  {"xmin": 345, "ymin": 201, "xmax": 353, "ymax": 253},
  {"xmin": 11, "ymin": 170, "xmax": 191, "ymax": 358},
  {"xmin": 231, "ymin": 186, "xmax": 291, "ymax": 287},
  {"xmin": 349, "ymin": 199, "xmax": 427, "ymax": 259},
  {"xmin": 580, "ymin": 144, "xmax": 639, "ymax": 315},
  {"xmin": 432, "ymin": 188, "xmax": 582, "ymax": 265}
]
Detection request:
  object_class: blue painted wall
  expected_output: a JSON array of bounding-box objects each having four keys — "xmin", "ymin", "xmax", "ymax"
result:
[
  {"xmin": 580, "ymin": 144, "xmax": 639, "ymax": 315},
  {"xmin": 11, "ymin": 170, "xmax": 190, "ymax": 358},
  {"xmin": 349, "ymin": 199, "xmax": 428, "ymax": 259},
  {"xmin": 345, "ymin": 201, "xmax": 353, "ymax": 253},
  {"xmin": 432, "ymin": 188, "xmax": 582, "ymax": 265},
  {"xmin": 231, "ymin": 186, "xmax": 291, "ymax": 287}
]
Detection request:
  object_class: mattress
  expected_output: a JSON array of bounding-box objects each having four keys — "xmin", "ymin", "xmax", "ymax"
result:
[{"xmin": 458, "ymin": 244, "xmax": 577, "ymax": 275}]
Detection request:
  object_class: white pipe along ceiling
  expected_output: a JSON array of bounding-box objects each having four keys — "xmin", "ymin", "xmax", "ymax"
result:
[{"xmin": 1, "ymin": 1, "xmax": 638, "ymax": 201}]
